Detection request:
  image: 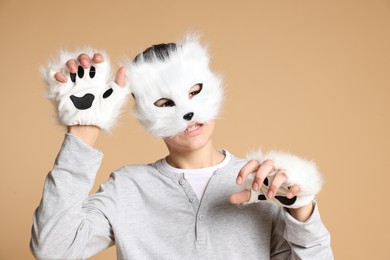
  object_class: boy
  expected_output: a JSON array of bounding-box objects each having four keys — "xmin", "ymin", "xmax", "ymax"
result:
[{"xmin": 31, "ymin": 35, "xmax": 333, "ymax": 259}]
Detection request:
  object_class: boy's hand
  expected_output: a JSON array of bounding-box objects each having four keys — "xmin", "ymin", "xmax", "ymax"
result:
[
  {"xmin": 230, "ymin": 159, "xmax": 301, "ymax": 206},
  {"xmin": 229, "ymin": 159, "xmax": 313, "ymax": 222},
  {"xmin": 230, "ymin": 150, "xmax": 322, "ymax": 222},
  {"xmin": 43, "ymin": 48, "xmax": 130, "ymax": 133}
]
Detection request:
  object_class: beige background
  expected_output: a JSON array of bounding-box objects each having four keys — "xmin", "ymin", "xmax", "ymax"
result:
[{"xmin": 0, "ymin": 0, "xmax": 389, "ymax": 259}]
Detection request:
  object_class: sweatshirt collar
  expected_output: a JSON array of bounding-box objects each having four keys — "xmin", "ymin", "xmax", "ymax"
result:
[{"xmin": 154, "ymin": 149, "xmax": 236, "ymax": 180}]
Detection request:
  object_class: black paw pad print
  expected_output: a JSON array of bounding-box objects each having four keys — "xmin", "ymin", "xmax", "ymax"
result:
[
  {"xmin": 69, "ymin": 66, "xmax": 113, "ymax": 110},
  {"xmin": 256, "ymin": 177, "xmax": 297, "ymax": 206}
]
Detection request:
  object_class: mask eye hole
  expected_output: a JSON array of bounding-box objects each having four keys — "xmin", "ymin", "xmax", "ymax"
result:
[
  {"xmin": 154, "ymin": 98, "xmax": 176, "ymax": 107},
  {"xmin": 189, "ymin": 83, "xmax": 203, "ymax": 99}
]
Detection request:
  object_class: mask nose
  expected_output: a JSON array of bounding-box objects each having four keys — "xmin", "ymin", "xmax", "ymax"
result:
[{"xmin": 183, "ymin": 112, "xmax": 194, "ymax": 121}]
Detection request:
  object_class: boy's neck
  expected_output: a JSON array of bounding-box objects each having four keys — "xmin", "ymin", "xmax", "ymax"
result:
[{"xmin": 166, "ymin": 142, "xmax": 225, "ymax": 170}]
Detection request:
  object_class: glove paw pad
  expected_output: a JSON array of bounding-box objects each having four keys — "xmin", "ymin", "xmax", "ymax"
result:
[{"xmin": 42, "ymin": 48, "xmax": 130, "ymax": 131}]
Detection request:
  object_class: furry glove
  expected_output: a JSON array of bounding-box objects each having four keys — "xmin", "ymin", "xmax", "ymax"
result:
[
  {"xmin": 244, "ymin": 150, "xmax": 323, "ymax": 208},
  {"xmin": 42, "ymin": 48, "xmax": 130, "ymax": 131}
]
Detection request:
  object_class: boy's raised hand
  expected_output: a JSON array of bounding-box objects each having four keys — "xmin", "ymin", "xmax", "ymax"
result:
[{"xmin": 43, "ymin": 48, "xmax": 130, "ymax": 135}]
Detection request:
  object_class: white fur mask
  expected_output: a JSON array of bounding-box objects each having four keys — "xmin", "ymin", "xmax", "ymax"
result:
[{"xmin": 126, "ymin": 35, "xmax": 223, "ymax": 138}]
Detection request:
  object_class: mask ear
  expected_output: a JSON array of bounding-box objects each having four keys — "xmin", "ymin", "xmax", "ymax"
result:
[{"xmin": 131, "ymin": 93, "xmax": 136, "ymax": 100}]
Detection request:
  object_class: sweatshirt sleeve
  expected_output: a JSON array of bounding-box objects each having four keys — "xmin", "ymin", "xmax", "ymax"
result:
[
  {"xmin": 284, "ymin": 202, "xmax": 334, "ymax": 259},
  {"xmin": 30, "ymin": 134, "xmax": 114, "ymax": 260},
  {"xmin": 271, "ymin": 202, "xmax": 334, "ymax": 260}
]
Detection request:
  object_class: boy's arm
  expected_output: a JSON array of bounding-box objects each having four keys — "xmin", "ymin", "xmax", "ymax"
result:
[
  {"xmin": 31, "ymin": 50, "xmax": 128, "ymax": 259},
  {"xmin": 270, "ymin": 202, "xmax": 334, "ymax": 259},
  {"xmin": 231, "ymin": 150, "xmax": 333, "ymax": 259},
  {"xmin": 30, "ymin": 133, "xmax": 114, "ymax": 259}
]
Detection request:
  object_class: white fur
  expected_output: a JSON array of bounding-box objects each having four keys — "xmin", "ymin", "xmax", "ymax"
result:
[
  {"xmin": 244, "ymin": 150, "xmax": 323, "ymax": 208},
  {"xmin": 42, "ymin": 48, "xmax": 130, "ymax": 131},
  {"xmin": 126, "ymin": 34, "xmax": 223, "ymax": 138}
]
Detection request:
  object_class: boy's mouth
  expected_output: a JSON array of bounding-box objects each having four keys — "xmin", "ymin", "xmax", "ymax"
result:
[{"xmin": 184, "ymin": 123, "xmax": 203, "ymax": 134}]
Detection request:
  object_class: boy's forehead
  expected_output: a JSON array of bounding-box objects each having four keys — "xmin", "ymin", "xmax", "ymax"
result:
[
  {"xmin": 138, "ymin": 62, "xmax": 203, "ymax": 89},
  {"xmin": 145, "ymin": 79, "xmax": 196, "ymax": 98},
  {"xmin": 128, "ymin": 35, "xmax": 214, "ymax": 100}
]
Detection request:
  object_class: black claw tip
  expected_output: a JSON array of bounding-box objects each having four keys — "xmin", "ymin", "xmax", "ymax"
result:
[
  {"xmin": 263, "ymin": 178, "xmax": 269, "ymax": 187},
  {"xmin": 103, "ymin": 88, "xmax": 113, "ymax": 99},
  {"xmin": 70, "ymin": 73, "xmax": 76, "ymax": 83},
  {"xmin": 89, "ymin": 66, "xmax": 96, "ymax": 78},
  {"xmin": 77, "ymin": 66, "xmax": 84, "ymax": 78}
]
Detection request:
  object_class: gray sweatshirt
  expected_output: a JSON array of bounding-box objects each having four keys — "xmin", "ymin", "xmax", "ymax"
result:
[{"xmin": 30, "ymin": 134, "xmax": 333, "ymax": 259}]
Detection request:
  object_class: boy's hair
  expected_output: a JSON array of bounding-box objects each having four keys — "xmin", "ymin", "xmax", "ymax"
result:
[{"xmin": 134, "ymin": 43, "xmax": 177, "ymax": 63}]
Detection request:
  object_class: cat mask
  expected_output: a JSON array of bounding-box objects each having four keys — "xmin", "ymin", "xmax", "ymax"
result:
[{"xmin": 126, "ymin": 35, "xmax": 223, "ymax": 138}]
